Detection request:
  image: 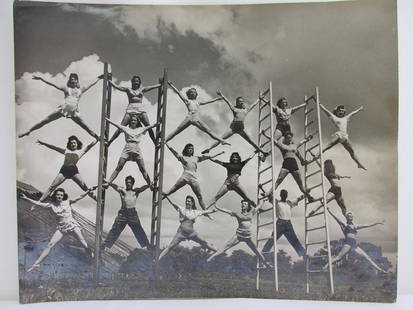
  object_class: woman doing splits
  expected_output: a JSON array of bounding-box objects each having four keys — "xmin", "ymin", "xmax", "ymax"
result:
[
  {"xmin": 272, "ymin": 97, "xmax": 307, "ymax": 140},
  {"xmin": 207, "ymin": 152, "xmax": 258, "ymax": 208},
  {"xmin": 262, "ymin": 130, "xmax": 314, "ymax": 201},
  {"xmin": 163, "ymin": 143, "xmax": 224, "ymax": 211},
  {"xmin": 201, "ymin": 91, "xmax": 267, "ymax": 156},
  {"xmin": 165, "ymin": 82, "xmax": 230, "ymax": 145},
  {"xmin": 37, "ymin": 136, "xmax": 98, "ymax": 202},
  {"xmin": 320, "ymin": 104, "xmax": 366, "ymax": 170},
  {"xmin": 107, "ymin": 75, "xmax": 160, "ymax": 145},
  {"xmin": 159, "ymin": 196, "xmax": 217, "ymax": 260},
  {"xmin": 106, "ymin": 116, "xmax": 159, "ymax": 187},
  {"xmin": 325, "ymin": 209, "xmax": 387, "ymax": 273},
  {"xmin": 309, "ymin": 159, "xmax": 351, "ymax": 216},
  {"xmin": 20, "ymin": 188, "xmax": 96, "ymax": 272},
  {"xmin": 19, "ymin": 74, "xmax": 101, "ymax": 139},
  {"xmin": 207, "ymin": 201, "xmax": 271, "ymax": 268}
]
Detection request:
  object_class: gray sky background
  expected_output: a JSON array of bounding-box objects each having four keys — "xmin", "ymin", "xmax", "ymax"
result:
[{"xmin": 14, "ymin": 0, "xmax": 398, "ymax": 267}]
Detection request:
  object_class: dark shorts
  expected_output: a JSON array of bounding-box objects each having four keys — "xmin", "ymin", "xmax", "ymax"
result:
[
  {"xmin": 230, "ymin": 121, "xmax": 245, "ymax": 133},
  {"xmin": 344, "ymin": 236, "xmax": 357, "ymax": 248},
  {"xmin": 276, "ymin": 123, "xmax": 291, "ymax": 135},
  {"xmin": 282, "ymin": 158, "xmax": 299, "ymax": 173},
  {"xmin": 328, "ymin": 186, "xmax": 342, "ymax": 199},
  {"xmin": 59, "ymin": 164, "xmax": 79, "ymax": 178}
]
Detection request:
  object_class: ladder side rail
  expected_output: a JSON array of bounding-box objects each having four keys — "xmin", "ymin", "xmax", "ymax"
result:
[{"xmin": 315, "ymin": 87, "xmax": 335, "ymax": 294}]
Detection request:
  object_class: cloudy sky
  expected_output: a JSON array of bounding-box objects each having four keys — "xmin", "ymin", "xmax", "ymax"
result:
[{"xmin": 14, "ymin": 0, "xmax": 398, "ymax": 267}]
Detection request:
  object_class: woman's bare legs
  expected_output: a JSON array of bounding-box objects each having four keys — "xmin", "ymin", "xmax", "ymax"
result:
[
  {"xmin": 163, "ymin": 178, "xmax": 187, "ymax": 197},
  {"xmin": 138, "ymin": 112, "xmax": 156, "ymax": 144},
  {"xmin": 207, "ymin": 183, "xmax": 229, "ymax": 208},
  {"xmin": 165, "ymin": 118, "xmax": 191, "ymax": 142},
  {"xmin": 189, "ymin": 181, "xmax": 207, "ymax": 210},
  {"xmin": 108, "ymin": 158, "xmax": 127, "ymax": 183},
  {"xmin": 108, "ymin": 113, "xmax": 131, "ymax": 145},
  {"xmin": 207, "ymin": 235, "xmax": 239, "ymax": 262},
  {"xmin": 191, "ymin": 235, "xmax": 217, "ymax": 253},
  {"xmin": 72, "ymin": 174, "xmax": 97, "ymax": 201},
  {"xmin": 19, "ymin": 111, "xmax": 62, "ymax": 138},
  {"xmin": 273, "ymin": 129, "xmax": 283, "ymax": 141},
  {"xmin": 72, "ymin": 226, "xmax": 93, "ymax": 259},
  {"xmin": 239, "ymin": 131, "xmax": 266, "ymax": 154},
  {"xmin": 136, "ymin": 157, "xmax": 152, "ymax": 187},
  {"xmin": 39, "ymin": 174, "xmax": 67, "ymax": 201},
  {"xmin": 202, "ymin": 129, "xmax": 234, "ymax": 154},
  {"xmin": 291, "ymin": 170, "xmax": 313, "ymax": 200},
  {"xmin": 233, "ymin": 183, "xmax": 256, "ymax": 207},
  {"xmin": 245, "ymin": 239, "xmax": 271, "ymax": 267},
  {"xmin": 159, "ymin": 233, "xmax": 184, "ymax": 260},
  {"xmin": 353, "ymin": 246, "xmax": 387, "ymax": 273},
  {"xmin": 27, "ymin": 230, "xmax": 64, "ymax": 272},
  {"xmin": 323, "ymin": 138, "xmax": 340, "ymax": 153},
  {"xmin": 71, "ymin": 115, "xmax": 99, "ymax": 139},
  {"xmin": 342, "ymin": 141, "xmax": 366, "ymax": 170},
  {"xmin": 194, "ymin": 120, "xmax": 230, "ymax": 145},
  {"xmin": 336, "ymin": 196, "xmax": 347, "ymax": 216},
  {"xmin": 324, "ymin": 244, "xmax": 352, "ymax": 269}
]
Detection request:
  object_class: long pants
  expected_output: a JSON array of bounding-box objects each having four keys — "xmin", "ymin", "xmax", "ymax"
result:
[
  {"xmin": 262, "ymin": 219, "xmax": 305, "ymax": 257},
  {"xmin": 102, "ymin": 208, "xmax": 149, "ymax": 248}
]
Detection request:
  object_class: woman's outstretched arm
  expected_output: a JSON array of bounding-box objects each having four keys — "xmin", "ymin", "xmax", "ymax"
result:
[
  {"xmin": 70, "ymin": 186, "xmax": 97, "ymax": 204},
  {"xmin": 32, "ymin": 76, "xmax": 65, "ymax": 93},
  {"xmin": 36, "ymin": 140, "xmax": 66, "ymax": 155},
  {"xmin": 168, "ymin": 81, "xmax": 188, "ymax": 103},
  {"xmin": 347, "ymin": 106, "xmax": 364, "ymax": 119},
  {"xmin": 357, "ymin": 220, "xmax": 384, "ymax": 230},
  {"xmin": 142, "ymin": 84, "xmax": 161, "ymax": 93},
  {"xmin": 79, "ymin": 140, "xmax": 98, "ymax": 158},
  {"xmin": 108, "ymin": 80, "xmax": 128, "ymax": 92},
  {"xmin": 198, "ymin": 151, "xmax": 225, "ymax": 162},
  {"xmin": 20, "ymin": 193, "xmax": 49, "ymax": 209},
  {"xmin": 291, "ymin": 102, "xmax": 307, "ymax": 114},
  {"xmin": 82, "ymin": 76, "xmax": 103, "ymax": 93},
  {"xmin": 214, "ymin": 204, "xmax": 234, "ymax": 216}
]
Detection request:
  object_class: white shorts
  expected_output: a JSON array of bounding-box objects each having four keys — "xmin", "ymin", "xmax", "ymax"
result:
[
  {"xmin": 57, "ymin": 218, "xmax": 80, "ymax": 234},
  {"xmin": 126, "ymin": 103, "xmax": 146, "ymax": 115},
  {"xmin": 332, "ymin": 131, "xmax": 349, "ymax": 143},
  {"xmin": 120, "ymin": 143, "xmax": 142, "ymax": 161},
  {"xmin": 177, "ymin": 172, "xmax": 199, "ymax": 187},
  {"xmin": 57, "ymin": 103, "xmax": 80, "ymax": 118}
]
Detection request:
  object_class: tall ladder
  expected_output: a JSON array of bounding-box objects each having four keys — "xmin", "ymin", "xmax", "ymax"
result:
[
  {"xmin": 150, "ymin": 69, "xmax": 168, "ymax": 280},
  {"xmin": 255, "ymin": 83, "xmax": 278, "ymax": 291},
  {"xmin": 94, "ymin": 62, "xmax": 112, "ymax": 281},
  {"xmin": 303, "ymin": 88, "xmax": 334, "ymax": 294}
]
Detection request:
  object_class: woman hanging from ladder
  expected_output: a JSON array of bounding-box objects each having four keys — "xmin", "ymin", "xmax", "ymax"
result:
[
  {"xmin": 207, "ymin": 201, "xmax": 272, "ymax": 268},
  {"xmin": 320, "ymin": 104, "xmax": 366, "ymax": 170},
  {"xmin": 201, "ymin": 90, "xmax": 267, "ymax": 158},
  {"xmin": 207, "ymin": 151, "xmax": 259, "ymax": 208},
  {"xmin": 309, "ymin": 159, "xmax": 351, "ymax": 217},
  {"xmin": 272, "ymin": 97, "xmax": 307, "ymax": 140},
  {"xmin": 106, "ymin": 115, "xmax": 159, "ymax": 188},
  {"xmin": 159, "ymin": 196, "xmax": 217, "ymax": 260},
  {"xmin": 37, "ymin": 135, "xmax": 98, "ymax": 202},
  {"xmin": 107, "ymin": 75, "xmax": 160, "ymax": 145},
  {"xmin": 324, "ymin": 208, "xmax": 387, "ymax": 273},
  {"xmin": 165, "ymin": 82, "xmax": 230, "ymax": 145},
  {"xmin": 18, "ymin": 73, "xmax": 101, "ymax": 139},
  {"xmin": 20, "ymin": 187, "xmax": 96, "ymax": 272},
  {"xmin": 163, "ymin": 143, "xmax": 224, "ymax": 212},
  {"xmin": 261, "ymin": 130, "xmax": 314, "ymax": 202}
]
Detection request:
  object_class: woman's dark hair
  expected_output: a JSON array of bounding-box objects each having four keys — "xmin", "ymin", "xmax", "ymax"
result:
[
  {"xmin": 186, "ymin": 195, "xmax": 197, "ymax": 210},
  {"xmin": 67, "ymin": 73, "xmax": 80, "ymax": 88},
  {"xmin": 182, "ymin": 143, "xmax": 194, "ymax": 156},
  {"xmin": 128, "ymin": 115, "xmax": 142, "ymax": 127},
  {"xmin": 277, "ymin": 97, "xmax": 287, "ymax": 108},
  {"xmin": 230, "ymin": 152, "xmax": 241, "ymax": 163},
  {"xmin": 51, "ymin": 188, "xmax": 68, "ymax": 202},
  {"xmin": 185, "ymin": 88, "xmax": 198, "ymax": 98},
  {"xmin": 131, "ymin": 75, "xmax": 141, "ymax": 83},
  {"xmin": 324, "ymin": 159, "xmax": 336, "ymax": 177},
  {"xmin": 125, "ymin": 175, "xmax": 135, "ymax": 185},
  {"xmin": 333, "ymin": 105, "xmax": 345, "ymax": 116},
  {"xmin": 236, "ymin": 97, "xmax": 244, "ymax": 105},
  {"xmin": 241, "ymin": 200, "xmax": 252, "ymax": 212},
  {"xmin": 67, "ymin": 135, "xmax": 83, "ymax": 150},
  {"xmin": 284, "ymin": 131, "xmax": 294, "ymax": 138}
]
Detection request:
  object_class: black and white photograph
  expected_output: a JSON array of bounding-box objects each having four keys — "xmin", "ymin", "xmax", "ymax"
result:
[{"xmin": 12, "ymin": 0, "xmax": 398, "ymax": 304}]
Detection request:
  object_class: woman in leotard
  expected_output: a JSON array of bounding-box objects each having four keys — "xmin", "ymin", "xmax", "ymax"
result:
[
  {"xmin": 320, "ymin": 104, "xmax": 366, "ymax": 170},
  {"xmin": 207, "ymin": 151, "xmax": 258, "ymax": 208},
  {"xmin": 19, "ymin": 73, "xmax": 101, "ymax": 139},
  {"xmin": 159, "ymin": 196, "xmax": 217, "ymax": 260},
  {"xmin": 207, "ymin": 201, "xmax": 271, "ymax": 268},
  {"xmin": 262, "ymin": 130, "xmax": 314, "ymax": 201},
  {"xmin": 272, "ymin": 97, "xmax": 307, "ymax": 140},
  {"xmin": 201, "ymin": 91, "xmax": 267, "ymax": 157},
  {"xmin": 107, "ymin": 75, "xmax": 160, "ymax": 145},
  {"xmin": 37, "ymin": 136, "xmax": 98, "ymax": 202},
  {"xmin": 163, "ymin": 143, "xmax": 224, "ymax": 211},
  {"xmin": 106, "ymin": 115, "xmax": 159, "ymax": 187},
  {"xmin": 325, "ymin": 209, "xmax": 387, "ymax": 273},
  {"xmin": 165, "ymin": 82, "xmax": 230, "ymax": 145},
  {"xmin": 20, "ymin": 187, "xmax": 96, "ymax": 272},
  {"xmin": 309, "ymin": 159, "xmax": 351, "ymax": 216}
]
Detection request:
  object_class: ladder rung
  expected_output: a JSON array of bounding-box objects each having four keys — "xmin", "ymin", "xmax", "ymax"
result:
[
  {"xmin": 305, "ymin": 120, "xmax": 314, "ymax": 128},
  {"xmin": 307, "ymin": 269, "xmax": 326, "ymax": 273},
  {"xmin": 306, "ymin": 225, "xmax": 326, "ymax": 232},
  {"xmin": 262, "ymin": 126, "xmax": 271, "ymax": 133},
  {"xmin": 261, "ymin": 250, "xmax": 274, "ymax": 254},
  {"xmin": 260, "ymin": 100, "xmax": 270, "ymax": 109},
  {"xmin": 306, "ymin": 240, "xmax": 326, "ymax": 246},
  {"xmin": 261, "ymin": 179, "xmax": 272, "ymax": 187},
  {"xmin": 260, "ymin": 140, "xmax": 271, "ymax": 148},
  {"xmin": 305, "ymin": 108, "xmax": 314, "ymax": 115},
  {"xmin": 306, "ymin": 143, "xmax": 319, "ymax": 152},
  {"xmin": 258, "ymin": 222, "xmax": 273, "ymax": 228},
  {"xmin": 307, "ymin": 210, "xmax": 324, "ymax": 218},
  {"xmin": 257, "ymin": 237, "xmax": 272, "ymax": 242},
  {"xmin": 258, "ymin": 207, "xmax": 273, "ymax": 214},
  {"xmin": 259, "ymin": 113, "xmax": 270, "ymax": 123},
  {"xmin": 310, "ymin": 254, "xmax": 328, "ymax": 259},
  {"xmin": 258, "ymin": 165, "xmax": 272, "ymax": 175},
  {"xmin": 257, "ymin": 265, "xmax": 273, "ymax": 270},
  {"xmin": 305, "ymin": 95, "xmax": 315, "ymax": 103},
  {"xmin": 307, "ymin": 131, "xmax": 319, "ymax": 138},
  {"xmin": 307, "ymin": 182, "xmax": 322, "ymax": 191},
  {"xmin": 305, "ymin": 169, "xmax": 321, "ymax": 179},
  {"xmin": 261, "ymin": 88, "xmax": 270, "ymax": 97}
]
